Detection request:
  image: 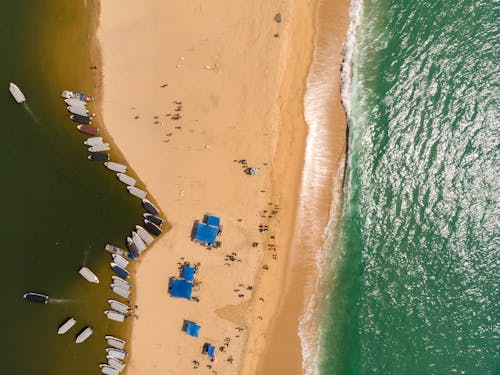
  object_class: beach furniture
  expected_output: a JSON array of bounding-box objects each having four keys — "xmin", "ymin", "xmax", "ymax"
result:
[
  {"xmin": 182, "ymin": 320, "xmax": 200, "ymax": 337},
  {"xmin": 169, "ymin": 279, "xmax": 193, "ymax": 299}
]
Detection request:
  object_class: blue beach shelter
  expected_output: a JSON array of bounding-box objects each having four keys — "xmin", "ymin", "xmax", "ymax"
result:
[
  {"xmin": 170, "ymin": 279, "xmax": 193, "ymax": 299},
  {"xmin": 182, "ymin": 266, "xmax": 196, "ymax": 281},
  {"xmin": 185, "ymin": 322, "xmax": 201, "ymax": 337},
  {"xmin": 193, "ymin": 223, "xmax": 219, "ymax": 245},
  {"xmin": 204, "ymin": 215, "xmax": 221, "ymax": 228},
  {"xmin": 207, "ymin": 345, "xmax": 216, "ymax": 357}
]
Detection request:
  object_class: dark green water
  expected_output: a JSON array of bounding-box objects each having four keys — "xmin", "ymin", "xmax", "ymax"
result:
[
  {"xmin": 318, "ymin": 0, "xmax": 499, "ymax": 374},
  {"xmin": 0, "ymin": 2, "xmax": 142, "ymax": 374}
]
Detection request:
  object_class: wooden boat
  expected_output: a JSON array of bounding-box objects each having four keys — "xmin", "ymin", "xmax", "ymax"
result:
[
  {"xmin": 105, "ymin": 244, "xmax": 131, "ymax": 259},
  {"xmin": 126, "ymin": 237, "xmax": 140, "ymax": 258},
  {"xmin": 84, "ymin": 136, "xmax": 103, "ymax": 146},
  {"xmin": 104, "ymin": 310, "xmax": 126, "ymax": 322},
  {"xmin": 132, "ymin": 231, "xmax": 147, "ymax": 252},
  {"xmin": 104, "ymin": 162, "xmax": 127, "ymax": 173},
  {"xmin": 99, "ymin": 364, "xmax": 119, "ymax": 375},
  {"xmin": 144, "ymin": 220, "xmax": 162, "ymax": 236},
  {"xmin": 143, "ymin": 213, "xmax": 164, "ymax": 226},
  {"xmin": 64, "ymin": 98, "xmax": 87, "ymax": 107},
  {"xmin": 67, "ymin": 106, "xmax": 89, "ymax": 116},
  {"xmin": 135, "ymin": 225, "xmax": 154, "ymax": 245},
  {"xmin": 106, "ymin": 347, "xmax": 128, "ymax": 360},
  {"xmin": 107, "ymin": 356, "xmax": 126, "ymax": 372},
  {"xmin": 9, "ymin": 83, "xmax": 26, "ymax": 103},
  {"xmin": 112, "ymin": 254, "xmax": 129, "ymax": 268},
  {"xmin": 70, "ymin": 114, "xmax": 92, "ymax": 124},
  {"xmin": 75, "ymin": 326, "xmax": 93, "ymax": 343},
  {"xmin": 117, "ymin": 173, "xmax": 136, "ymax": 186},
  {"xmin": 23, "ymin": 292, "xmax": 48, "ymax": 304},
  {"xmin": 58, "ymin": 317, "xmax": 76, "ymax": 334},
  {"xmin": 111, "ymin": 276, "xmax": 131, "ymax": 289},
  {"xmin": 61, "ymin": 90, "xmax": 94, "ymax": 102},
  {"xmin": 88, "ymin": 143, "xmax": 110, "ymax": 152},
  {"xmin": 88, "ymin": 153, "xmax": 110, "ymax": 162},
  {"xmin": 105, "ymin": 335, "xmax": 126, "ymax": 350},
  {"xmin": 111, "ymin": 284, "xmax": 131, "ymax": 299},
  {"xmin": 78, "ymin": 266, "xmax": 99, "ymax": 283},
  {"xmin": 77, "ymin": 124, "xmax": 99, "ymax": 136},
  {"xmin": 111, "ymin": 262, "xmax": 129, "ymax": 279},
  {"xmin": 127, "ymin": 186, "xmax": 147, "ymax": 199},
  {"xmin": 108, "ymin": 299, "xmax": 131, "ymax": 314},
  {"xmin": 142, "ymin": 199, "xmax": 159, "ymax": 215}
]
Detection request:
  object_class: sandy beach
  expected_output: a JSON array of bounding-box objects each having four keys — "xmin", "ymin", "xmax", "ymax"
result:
[{"xmin": 96, "ymin": 0, "xmax": 349, "ymax": 374}]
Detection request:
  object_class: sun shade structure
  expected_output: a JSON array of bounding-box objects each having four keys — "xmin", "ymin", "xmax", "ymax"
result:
[
  {"xmin": 192, "ymin": 214, "xmax": 222, "ymax": 246},
  {"xmin": 204, "ymin": 215, "xmax": 220, "ymax": 228},
  {"xmin": 207, "ymin": 345, "xmax": 215, "ymax": 357},
  {"xmin": 183, "ymin": 321, "xmax": 200, "ymax": 337},
  {"xmin": 182, "ymin": 266, "xmax": 196, "ymax": 281},
  {"xmin": 169, "ymin": 279, "xmax": 193, "ymax": 299}
]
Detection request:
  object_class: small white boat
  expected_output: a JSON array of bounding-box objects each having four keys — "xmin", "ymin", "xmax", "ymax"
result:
[
  {"xmin": 112, "ymin": 276, "xmax": 131, "ymax": 289},
  {"xmin": 64, "ymin": 98, "xmax": 87, "ymax": 107},
  {"xmin": 111, "ymin": 284, "xmax": 130, "ymax": 299},
  {"xmin": 67, "ymin": 105, "xmax": 89, "ymax": 116},
  {"xmin": 135, "ymin": 225, "xmax": 154, "ymax": 245},
  {"xmin": 78, "ymin": 266, "xmax": 99, "ymax": 283},
  {"xmin": 108, "ymin": 299, "xmax": 131, "ymax": 314},
  {"xmin": 116, "ymin": 173, "xmax": 136, "ymax": 187},
  {"xmin": 99, "ymin": 364, "xmax": 120, "ymax": 375},
  {"xmin": 127, "ymin": 186, "xmax": 147, "ymax": 199},
  {"xmin": 105, "ymin": 335, "xmax": 126, "ymax": 350},
  {"xmin": 105, "ymin": 310, "xmax": 126, "ymax": 322},
  {"xmin": 107, "ymin": 356, "xmax": 125, "ymax": 372},
  {"xmin": 104, "ymin": 162, "xmax": 127, "ymax": 173},
  {"xmin": 106, "ymin": 347, "xmax": 128, "ymax": 360},
  {"xmin": 105, "ymin": 244, "xmax": 130, "ymax": 258},
  {"xmin": 84, "ymin": 136, "xmax": 103, "ymax": 146},
  {"xmin": 75, "ymin": 326, "xmax": 93, "ymax": 343},
  {"xmin": 132, "ymin": 231, "xmax": 147, "ymax": 252},
  {"xmin": 58, "ymin": 317, "xmax": 76, "ymax": 334},
  {"xmin": 112, "ymin": 254, "xmax": 129, "ymax": 268},
  {"xmin": 89, "ymin": 143, "xmax": 110, "ymax": 152},
  {"xmin": 61, "ymin": 90, "xmax": 94, "ymax": 101},
  {"xmin": 9, "ymin": 83, "xmax": 26, "ymax": 103}
]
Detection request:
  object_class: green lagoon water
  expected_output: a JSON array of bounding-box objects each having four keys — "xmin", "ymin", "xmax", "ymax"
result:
[
  {"xmin": 316, "ymin": 0, "xmax": 499, "ymax": 374},
  {"xmin": 0, "ymin": 2, "xmax": 143, "ymax": 373}
]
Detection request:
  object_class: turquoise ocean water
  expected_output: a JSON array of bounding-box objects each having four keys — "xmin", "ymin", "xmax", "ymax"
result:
[
  {"xmin": 0, "ymin": 2, "xmax": 142, "ymax": 374},
  {"xmin": 317, "ymin": 0, "xmax": 499, "ymax": 374}
]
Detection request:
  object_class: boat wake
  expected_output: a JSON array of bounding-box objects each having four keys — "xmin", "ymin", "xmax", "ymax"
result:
[
  {"xmin": 48, "ymin": 298, "xmax": 80, "ymax": 304},
  {"xmin": 23, "ymin": 103, "xmax": 41, "ymax": 125},
  {"xmin": 81, "ymin": 247, "xmax": 91, "ymax": 266}
]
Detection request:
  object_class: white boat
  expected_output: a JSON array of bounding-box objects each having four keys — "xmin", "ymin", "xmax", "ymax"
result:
[
  {"xmin": 89, "ymin": 143, "xmax": 110, "ymax": 152},
  {"xmin": 9, "ymin": 83, "xmax": 25, "ymax": 103},
  {"xmin": 116, "ymin": 173, "xmax": 136, "ymax": 187},
  {"xmin": 107, "ymin": 356, "xmax": 125, "ymax": 372},
  {"xmin": 105, "ymin": 310, "xmax": 126, "ymax": 322},
  {"xmin": 132, "ymin": 231, "xmax": 147, "ymax": 252},
  {"xmin": 61, "ymin": 90, "xmax": 94, "ymax": 101},
  {"xmin": 106, "ymin": 348, "xmax": 128, "ymax": 360},
  {"xmin": 75, "ymin": 326, "xmax": 93, "ymax": 343},
  {"xmin": 127, "ymin": 186, "xmax": 147, "ymax": 199},
  {"xmin": 78, "ymin": 266, "xmax": 99, "ymax": 283},
  {"xmin": 112, "ymin": 254, "xmax": 129, "ymax": 268},
  {"xmin": 67, "ymin": 105, "xmax": 89, "ymax": 116},
  {"xmin": 84, "ymin": 137, "xmax": 103, "ymax": 146},
  {"xmin": 105, "ymin": 244, "xmax": 130, "ymax": 258},
  {"xmin": 64, "ymin": 98, "xmax": 87, "ymax": 107},
  {"xmin": 135, "ymin": 225, "xmax": 154, "ymax": 245},
  {"xmin": 104, "ymin": 162, "xmax": 127, "ymax": 173},
  {"xmin": 111, "ymin": 284, "xmax": 130, "ymax": 299},
  {"xmin": 112, "ymin": 275, "xmax": 131, "ymax": 289},
  {"xmin": 99, "ymin": 364, "xmax": 120, "ymax": 375},
  {"xmin": 105, "ymin": 335, "xmax": 126, "ymax": 350},
  {"xmin": 57, "ymin": 317, "xmax": 76, "ymax": 334},
  {"xmin": 108, "ymin": 299, "xmax": 131, "ymax": 314}
]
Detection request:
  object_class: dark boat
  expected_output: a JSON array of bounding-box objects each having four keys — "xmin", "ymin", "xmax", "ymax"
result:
[
  {"xmin": 77, "ymin": 125, "xmax": 99, "ymax": 136},
  {"xmin": 70, "ymin": 114, "xmax": 92, "ymax": 124},
  {"xmin": 24, "ymin": 292, "xmax": 48, "ymax": 304},
  {"xmin": 144, "ymin": 220, "xmax": 162, "ymax": 236},
  {"xmin": 88, "ymin": 153, "xmax": 110, "ymax": 162},
  {"xmin": 111, "ymin": 262, "xmax": 129, "ymax": 280},
  {"xmin": 126, "ymin": 237, "xmax": 140, "ymax": 258},
  {"xmin": 142, "ymin": 199, "xmax": 159, "ymax": 215},
  {"xmin": 143, "ymin": 213, "xmax": 164, "ymax": 226}
]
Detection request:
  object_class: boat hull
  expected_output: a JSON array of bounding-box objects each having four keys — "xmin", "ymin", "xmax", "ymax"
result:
[
  {"xmin": 24, "ymin": 292, "xmax": 48, "ymax": 304},
  {"xmin": 77, "ymin": 125, "xmax": 99, "ymax": 136},
  {"xmin": 111, "ymin": 263, "xmax": 129, "ymax": 279},
  {"xmin": 105, "ymin": 310, "xmax": 126, "ymax": 322},
  {"xmin": 78, "ymin": 266, "xmax": 99, "ymax": 283},
  {"xmin": 58, "ymin": 317, "xmax": 76, "ymax": 334},
  {"xmin": 127, "ymin": 186, "xmax": 147, "ymax": 199},
  {"xmin": 88, "ymin": 153, "xmax": 110, "ymax": 162},
  {"xmin": 143, "ymin": 213, "xmax": 164, "ymax": 226},
  {"xmin": 142, "ymin": 199, "xmax": 159, "ymax": 215},
  {"xmin": 144, "ymin": 220, "xmax": 162, "ymax": 236},
  {"xmin": 70, "ymin": 114, "xmax": 92, "ymax": 124},
  {"xmin": 75, "ymin": 326, "xmax": 93, "ymax": 343},
  {"xmin": 9, "ymin": 83, "xmax": 26, "ymax": 103},
  {"xmin": 136, "ymin": 225, "xmax": 154, "ymax": 244},
  {"xmin": 104, "ymin": 162, "xmax": 127, "ymax": 173}
]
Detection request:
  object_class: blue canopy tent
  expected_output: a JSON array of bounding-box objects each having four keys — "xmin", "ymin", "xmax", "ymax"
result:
[
  {"xmin": 185, "ymin": 322, "xmax": 200, "ymax": 337},
  {"xmin": 193, "ymin": 223, "xmax": 219, "ymax": 245},
  {"xmin": 204, "ymin": 215, "xmax": 220, "ymax": 228},
  {"xmin": 182, "ymin": 266, "xmax": 195, "ymax": 281},
  {"xmin": 207, "ymin": 345, "xmax": 216, "ymax": 357},
  {"xmin": 169, "ymin": 279, "xmax": 193, "ymax": 299}
]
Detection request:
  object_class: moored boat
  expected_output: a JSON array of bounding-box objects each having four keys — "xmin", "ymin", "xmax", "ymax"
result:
[
  {"xmin": 88, "ymin": 143, "xmax": 110, "ymax": 152},
  {"xmin": 84, "ymin": 136, "xmax": 103, "ymax": 146},
  {"xmin": 144, "ymin": 220, "xmax": 162, "ymax": 236},
  {"xmin": 64, "ymin": 98, "xmax": 87, "ymax": 107},
  {"xmin": 99, "ymin": 364, "xmax": 119, "ymax": 375},
  {"xmin": 75, "ymin": 326, "xmax": 93, "ymax": 343},
  {"xmin": 142, "ymin": 199, "xmax": 159, "ymax": 215},
  {"xmin": 143, "ymin": 213, "xmax": 164, "ymax": 226},
  {"xmin": 58, "ymin": 317, "xmax": 76, "ymax": 334},
  {"xmin": 70, "ymin": 114, "xmax": 92, "ymax": 124},
  {"xmin": 126, "ymin": 237, "xmax": 140, "ymax": 258},
  {"xmin": 111, "ymin": 262, "xmax": 129, "ymax": 279},
  {"xmin": 135, "ymin": 225, "xmax": 154, "ymax": 245},
  {"xmin": 117, "ymin": 173, "xmax": 136, "ymax": 186},
  {"xmin": 23, "ymin": 292, "xmax": 48, "ymax": 304},
  {"xmin": 106, "ymin": 347, "xmax": 128, "ymax": 360},
  {"xmin": 127, "ymin": 186, "xmax": 147, "ymax": 199},
  {"xmin": 104, "ymin": 310, "xmax": 126, "ymax": 322},
  {"xmin": 111, "ymin": 284, "xmax": 131, "ymax": 299},
  {"xmin": 67, "ymin": 106, "xmax": 89, "ymax": 116},
  {"xmin": 132, "ymin": 231, "xmax": 147, "ymax": 252},
  {"xmin": 112, "ymin": 275, "xmax": 131, "ymax": 289},
  {"xmin": 107, "ymin": 356, "xmax": 126, "ymax": 372},
  {"xmin": 78, "ymin": 266, "xmax": 99, "ymax": 283},
  {"xmin": 108, "ymin": 299, "xmax": 131, "ymax": 314},
  {"xmin": 105, "ymin": 335, "xmax": 126, "ymax": 350},
  {"xmin": 77, "ymin": 124, "xmax": 99, "ymax": 136},
  {"xmin": 61, "ymin": 90, "xmax": 94, "ymax": 102},
  {"xmin": 104, "ymin": 162, "xmax": 127, "ymax": 173},
  {"xmin": 112, "ymin": 254, "xmax": 129, "ymax": 268},
  {"xmin": 9, "ymin": 83, "xmax": 26, "ymax": 103},
  {"xmin": 105, "ymin": 244, "xmax": 131, "ymax": 258},
  {"xmin": 88, "ymin": 153, "xmax": 110, "ymax": 162}
]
